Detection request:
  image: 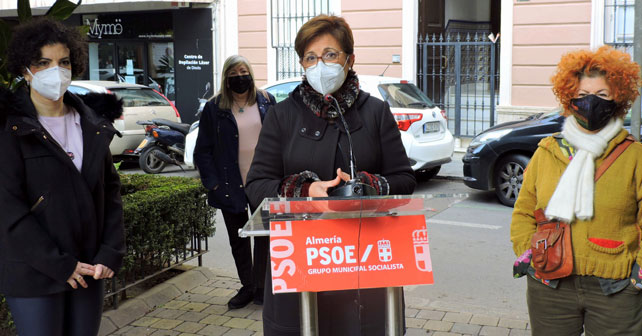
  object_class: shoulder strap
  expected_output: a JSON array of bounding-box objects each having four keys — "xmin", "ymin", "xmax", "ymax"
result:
[
  {"xmin": 594, "ymin": 135, "xmax": 635, "ymax": 182},
  {"xmin": 259, "ymin": 89, "xmax": 275, "ymax": 105},
  {"xmin": 258, "ymin": 89, "xmax": 268, "ymax": 100}
]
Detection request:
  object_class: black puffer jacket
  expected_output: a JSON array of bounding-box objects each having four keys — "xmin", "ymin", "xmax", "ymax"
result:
[{"xmin": 0, "ymin": 87, "xmax": 126, "ymax": 297}]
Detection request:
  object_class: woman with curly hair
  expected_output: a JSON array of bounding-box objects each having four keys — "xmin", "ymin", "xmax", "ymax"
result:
[
  {"xmin": 511, "ymin": 45, "xmax": 642, "ymax": 335},
  {"xmin": 0, "ymin": 17, "xmax": 125, "ymax": 335}
]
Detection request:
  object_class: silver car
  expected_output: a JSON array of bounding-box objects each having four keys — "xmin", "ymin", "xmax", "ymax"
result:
[{"xmin": 68, "ymin": 80, "xmax": 181, "ymax": 158}]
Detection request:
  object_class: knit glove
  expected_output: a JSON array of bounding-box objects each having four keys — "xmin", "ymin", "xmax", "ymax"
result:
[
  {"xmin": 279, "ymin": 170, "xmax": 321, "ymax": 197},
  {"xmin": 513, "ymin": 249, "xmax": 532, "ymax": 279},
  {"xmin": 355, "ymin": 171, "xmax": 390, "ymax": 195}
]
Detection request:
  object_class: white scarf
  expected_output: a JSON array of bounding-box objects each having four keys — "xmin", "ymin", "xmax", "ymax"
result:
[{"xmin": 545, "ymin": 116, "xmax": 623, "ymax": 222}]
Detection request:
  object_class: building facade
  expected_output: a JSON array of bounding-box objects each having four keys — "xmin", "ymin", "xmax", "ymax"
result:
[
  {"xmin": 0, "ymin": 0, "xmax": 217, "ymax": 124},
  {"xmin": 499, "ymin": 0, "xmax": 635, "ymax": 123},
  {"xmin": 2, "ymin": 1, "xmax": 635, "ymax": 134}
]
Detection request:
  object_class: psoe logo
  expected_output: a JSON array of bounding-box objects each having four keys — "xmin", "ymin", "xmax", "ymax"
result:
[
  {"xmin": 412, "ymin": 229, "xmax": 432, "ymax": 272},
  {"xmin": 377, "ymin": 239, "xmax": 392, "ymax": 262}
]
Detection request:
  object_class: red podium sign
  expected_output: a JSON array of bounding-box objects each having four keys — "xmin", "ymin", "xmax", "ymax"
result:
[{"xmin": 269, "ymin": 215, "xmax": 433, "ymax": 294}]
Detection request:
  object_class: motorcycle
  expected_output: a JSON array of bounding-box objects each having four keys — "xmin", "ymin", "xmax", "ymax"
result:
[
  {"xmin": 134, "ymin": 118, "xmax": 191, "ymax": 174},
  {"xmin": 135, "ymin": 82, "xmax": 210, "ymax": 174}
]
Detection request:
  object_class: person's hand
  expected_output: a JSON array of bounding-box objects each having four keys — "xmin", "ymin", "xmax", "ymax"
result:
[
  {"xmin": 93, "ymin": 264, "xmax": 115, "ymax": 280},
  {"xmin": 67, "ymin": 262, "xmax": 96, "ymax": 289},
  {"xmin": 308, "ymin": 168, "xmax": 351, "ymax": 197}
]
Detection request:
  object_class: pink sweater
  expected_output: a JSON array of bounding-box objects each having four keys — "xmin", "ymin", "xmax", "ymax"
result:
[{"xmin": 232, "ymin": 103, "xmax": 262, "ymax": 185}]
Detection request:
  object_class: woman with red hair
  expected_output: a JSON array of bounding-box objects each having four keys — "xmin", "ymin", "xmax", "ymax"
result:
[{"xmin": 511, "ymin": 46, "xmax": 642, "ymax": 335}]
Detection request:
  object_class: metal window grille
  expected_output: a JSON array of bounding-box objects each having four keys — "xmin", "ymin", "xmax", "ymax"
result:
[
  {"xmin": 417, "ymin": 32, "xmax": 500, "ymax": 137},
  {"xmin": 271, "ymin": 0, "xmax": 330, "ymax": 80},
  {"xmin": 604, "ymin": 0, "xmax": 635, "ymax": 55}
]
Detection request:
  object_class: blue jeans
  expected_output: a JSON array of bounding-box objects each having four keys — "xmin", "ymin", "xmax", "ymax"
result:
[{"xmin": 6, "ymin": 279, "xmax": 104, "ymax": 336}]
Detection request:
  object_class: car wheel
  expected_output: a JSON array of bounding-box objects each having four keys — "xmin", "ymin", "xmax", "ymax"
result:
[
  {"xmin": 415, "ymin": 166, "xmax": 440, "ymax": 181},
  {"xmin": 493, "ymin": 154, "xmax": 530, "ymax": 207},
  {"xmin": 139, "ymin": 146, "xmax": 167, "ymax": 174}
]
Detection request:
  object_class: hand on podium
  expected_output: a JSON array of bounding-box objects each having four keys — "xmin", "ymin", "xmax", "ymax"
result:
[{"xmin": 309, "ymin": 168, "xmax": 351, "ymax": 197}]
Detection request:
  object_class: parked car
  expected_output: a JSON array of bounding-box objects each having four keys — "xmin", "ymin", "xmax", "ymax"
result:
[
  {"xmin": 68, "ymin": 80, "xmax": 182, "ymax": 159},
  {"xmin": 261, "ymin": 75, "xmax": 455, "ymax": 179},
  {"xmin": 463, "ymin": 109, "xmax": 637, "ymax": 207},
  {"xmin": 93, "ymin": 68, "xmax": 163, "ymax": 93}
]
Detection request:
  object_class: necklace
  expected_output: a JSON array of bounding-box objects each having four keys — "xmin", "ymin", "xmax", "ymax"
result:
[
  {"xmin": 40, "ymin": 108, "xmax": 75, "ymax": 160},
  {"xmin": 234, "ymin": 99, "xmax": 247, "ymax": 113}
]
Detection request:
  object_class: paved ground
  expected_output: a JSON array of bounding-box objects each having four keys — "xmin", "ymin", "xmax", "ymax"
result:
[
  {"xmin": 436, "ymin": 152, "xmax": 464, "ymax": 180},
  {"xmin": 100, "ymin": 266, "xmax": 530, "ymax": 336},
  {"xmin": 101, "ymin": 149, "xmax": 533, "ymax": 336}
]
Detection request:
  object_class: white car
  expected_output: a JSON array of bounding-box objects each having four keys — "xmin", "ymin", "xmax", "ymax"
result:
[
  {"xmin": 68, "ymin": 80, "xmax": 182, "ymax": 159},
  {"xmin": 261, "ymin": 75, "xmax": 455, "ymax": 179}
]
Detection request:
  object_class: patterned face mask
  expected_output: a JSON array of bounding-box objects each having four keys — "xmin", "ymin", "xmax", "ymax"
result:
[{"xmin": 569, "ymin": 94, "xmax": 618, "ymax": 131}]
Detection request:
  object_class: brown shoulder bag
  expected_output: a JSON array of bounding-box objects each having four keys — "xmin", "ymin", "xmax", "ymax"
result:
[{"xmin": 530, "ymin": 136, "xmax": 634, "ymax": 280}]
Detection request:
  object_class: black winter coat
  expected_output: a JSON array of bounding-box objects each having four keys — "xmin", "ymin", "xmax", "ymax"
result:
[
  {"xmin": 194, "ymin": 91, "xmax": 276, "ymax": 213},
  {"xmin": 0, "ymin": 87, "xmax": 126, "ymax": 297},
  {"xmin": 245, "ymin": 87, "xmax": 416, "ymax": 335}
]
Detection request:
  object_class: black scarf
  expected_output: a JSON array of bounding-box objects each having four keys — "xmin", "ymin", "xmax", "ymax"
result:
[{"xmin": 299, "ymin": 70, "xmax": 360, "ymax": 119}]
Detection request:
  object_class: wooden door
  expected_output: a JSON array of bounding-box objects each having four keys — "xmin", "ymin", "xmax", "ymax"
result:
[{"xmin": 418, "ymin": 0, "xmax": 445, "ymax": 38}]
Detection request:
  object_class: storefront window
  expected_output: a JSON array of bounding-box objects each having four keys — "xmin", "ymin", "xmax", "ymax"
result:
[
  {"xmin": 87, "ymin": 42, "xmax": 116, "ymax": 81},
  {"xmin": 149, "ymin": 42, "xmax": 175, "ymax": 102},
  {"xmin": 118, "ymin": 42, "xmax": 145, "ymax": 85}
]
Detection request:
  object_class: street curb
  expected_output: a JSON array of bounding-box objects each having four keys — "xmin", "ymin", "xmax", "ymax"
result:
[
  {"xmin": 98, "ymin": 266, "xmax": 214, "ymax": 336},
  {"xmin": 433, "ymin": 174, "xmax": 464, "ymax": 181}
]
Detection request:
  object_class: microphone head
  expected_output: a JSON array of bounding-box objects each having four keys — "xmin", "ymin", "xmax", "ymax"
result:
[{"xmin": 323, "ymin": 94, "xmax": 333, "ymax": 102}]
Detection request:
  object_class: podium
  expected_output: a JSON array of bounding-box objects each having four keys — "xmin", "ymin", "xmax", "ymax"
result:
[{"xmin": 241, "ymin": 193, "xmax": 467, "ymax": 336}]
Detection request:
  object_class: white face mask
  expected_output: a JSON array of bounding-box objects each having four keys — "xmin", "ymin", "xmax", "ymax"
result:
[
  {"xmin": 26, "ymin": 66, "xmax": 72, "ymax": 101},
  {"xmin": 305, "ymin": 58, "xmax": 349, "ymax": 95}
]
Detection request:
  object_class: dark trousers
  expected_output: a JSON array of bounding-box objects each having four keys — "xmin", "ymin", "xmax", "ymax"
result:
[
  {"xmin": 6, "ymin": 279, "xmax": 104, "ymax": 336},
  {"xmin": 221, "ymin": 210, "xmax": 268, "ymax": 290},
  {"xmin": 527, "ymin": 275, "xmax": 642, "ymax": 336}
]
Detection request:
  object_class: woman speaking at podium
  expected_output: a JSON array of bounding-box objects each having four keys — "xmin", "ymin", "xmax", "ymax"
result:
[{"xmin": 245, "ymin": 14, "xmax": 416, "ymax": 336}]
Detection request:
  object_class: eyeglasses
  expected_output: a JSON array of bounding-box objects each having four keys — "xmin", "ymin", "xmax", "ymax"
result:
[{"xmin": 301, "ymin": 49, "xmax": 345, "ymax": 67}]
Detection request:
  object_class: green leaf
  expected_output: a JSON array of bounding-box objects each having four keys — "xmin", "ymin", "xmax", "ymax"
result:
[
  {"xmin": 45, "ymin": 0, "xmax": 82, "ymax": 21},
  {"xmin": 17, "ymin": 0, "xmax": 32, "ymax": 23},
  {"xmin": 0, "ymin": 20, "xmax": 10, "ymax": 84},
  {"xmin": 0, "ymin": 19, "xmax": 10, "ymax": 54},
  {"xmin": 76, "ymin": 24, "xmax": 90, "ymax": 36},
  {"xmin": 0, "ymin": 21, "xmax": 12, "ymax": 90},
  {"xmin": 10, "ymin": 78, "xmax": 26, "ymax": 92}
]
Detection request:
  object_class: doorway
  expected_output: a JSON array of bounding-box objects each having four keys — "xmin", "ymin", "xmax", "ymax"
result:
[{"xmin": 417, "ymin": 0, "xmax": 501, "ymax": 137}]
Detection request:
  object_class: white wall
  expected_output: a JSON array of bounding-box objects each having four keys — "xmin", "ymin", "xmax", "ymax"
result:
[{"xmin": 402, "ymin": 0, "xmax": 417, "ymax": 82}]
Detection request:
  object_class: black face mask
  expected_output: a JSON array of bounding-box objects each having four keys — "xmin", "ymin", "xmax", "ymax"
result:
[
  {"xmin": 569, "ymin": 94, "xmax": 618, "ymax": 131},
  {"xmin": 228, "ymin": 75, "xmax": 253, "ymax": 94}
]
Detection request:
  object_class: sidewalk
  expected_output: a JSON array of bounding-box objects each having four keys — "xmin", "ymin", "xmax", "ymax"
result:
[{"xmin": 100, "ymin": 266, "xmax": 531, "ymax": 336}]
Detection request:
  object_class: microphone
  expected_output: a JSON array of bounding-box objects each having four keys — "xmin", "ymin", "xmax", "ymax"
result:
[
  {"xmin": 324, "ymin": 94, "xmax": 376, "ymax": 197},
  {"xmin": 324, "ymin": 94, "xmax": 356, "ymax": 178}
]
